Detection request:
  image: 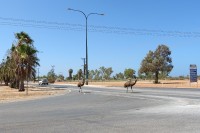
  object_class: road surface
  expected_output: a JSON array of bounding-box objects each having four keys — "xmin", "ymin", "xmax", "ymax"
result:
[{"xmin": 1, "ymin": 84, "xmax": 200, "ymax": 133}]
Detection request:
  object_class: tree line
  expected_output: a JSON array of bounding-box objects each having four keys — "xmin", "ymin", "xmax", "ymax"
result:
[
  {"xmin": 38, "ymin": 66, "xmax": 137, "ymax": 82},
  {"xmin": 66, "ymin": 45, "xmax": 173, "ymax": 83},
  {"xmin": 66, "ymin": 67, "xmax": 136, "ymax": 81}
]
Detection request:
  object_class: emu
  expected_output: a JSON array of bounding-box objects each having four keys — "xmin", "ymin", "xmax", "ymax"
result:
[
  {"xmin": 77, "ymin": 79, "xmax": 85, "ymax": 93},
  {"xmin": 124, "ymin": 79, "xmax": 137, "ymax": 93}
]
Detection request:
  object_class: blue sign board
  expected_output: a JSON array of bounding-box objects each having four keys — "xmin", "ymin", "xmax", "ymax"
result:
[{"xmin": 190, "ymin": 64, "xmax": 197, "ymax": 82}]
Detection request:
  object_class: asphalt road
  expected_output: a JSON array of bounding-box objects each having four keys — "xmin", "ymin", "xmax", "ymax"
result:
[{"xmin": 1, "ymin": 84, "xmax": 200, "ymax": 133}]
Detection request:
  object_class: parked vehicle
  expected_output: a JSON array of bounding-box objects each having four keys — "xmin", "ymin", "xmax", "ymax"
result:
[{"xmin": 39, "ymin": 78, "xmax": 49, "ymax": 85}]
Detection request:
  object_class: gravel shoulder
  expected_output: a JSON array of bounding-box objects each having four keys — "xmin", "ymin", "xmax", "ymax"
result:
[{"xmin": 0, "ymin": 85, "xmax": 68, "ymax": 103}]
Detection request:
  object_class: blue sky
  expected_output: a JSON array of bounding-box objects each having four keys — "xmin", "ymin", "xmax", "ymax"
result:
[{"xmin": 0, "ymin": 0, "xmax": 200, "ymax": 77}]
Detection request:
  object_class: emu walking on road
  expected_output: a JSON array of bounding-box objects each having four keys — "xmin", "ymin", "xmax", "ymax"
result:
[
  {"xmin": 124, "ymin": 79, "xmax": 137, "ymax": 93},
  {"xmin": 77, "ymin": 79, "xmax": 85, "ymax": 93}
]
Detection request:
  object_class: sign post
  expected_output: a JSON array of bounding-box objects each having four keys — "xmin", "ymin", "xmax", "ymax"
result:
[{"xmin": 190, "ymin": 64, "xmax": 198, "ymax": 87}]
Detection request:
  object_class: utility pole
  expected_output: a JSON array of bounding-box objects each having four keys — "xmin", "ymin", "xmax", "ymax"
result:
[{"xmin": 81, "ymin": 58, "xmax": 86, "ymax": 78}]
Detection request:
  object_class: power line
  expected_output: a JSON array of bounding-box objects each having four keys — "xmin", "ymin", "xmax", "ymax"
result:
[
  {"xmin": 1, "ymin": 16, "xmax": 200, "ymax": 38},
  {"xmin": 0, "ymin": 21, "xmax": 85, "ymax": 31}
]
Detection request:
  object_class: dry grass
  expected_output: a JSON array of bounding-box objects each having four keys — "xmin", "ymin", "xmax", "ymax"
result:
[
  {"xmin": 64, "ymin": 79, "xmax": 200, "ymax": 88},
  {"xmin": 0, "ymin": 85, "xmax": 66, "ymax": 103}
]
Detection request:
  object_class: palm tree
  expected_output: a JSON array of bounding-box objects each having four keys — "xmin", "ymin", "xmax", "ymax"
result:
[
  {"xmin": 15, "ymin": 32, "xmax": 33, "ymax": 46},
  {"xmin": 11, "ymin": 32, "xmax": 39, "ymax": 91},
  {"xmin": 78, "ymin": 69, "xmax": 83, "ymax": 80},
  {"xmin": 68, "ymin": 69, "xmax": 73, "ymax": 80}
]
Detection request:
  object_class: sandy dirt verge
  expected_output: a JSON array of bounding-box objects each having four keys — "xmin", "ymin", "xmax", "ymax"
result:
[
  {"xmin": 63, "ymin": 80, "xmax": 200, "ymax": 88},
  {"xmin": 0, "ymin": 85, "xmax": 67, "ymax": 103}
]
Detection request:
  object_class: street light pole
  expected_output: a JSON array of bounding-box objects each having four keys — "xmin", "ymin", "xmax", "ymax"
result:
[
  {"xmin": 68, "ymin": 8, "xmax": 104, "ymax": 85},
  {"xmin": 81, "ymin": 58, "xmax": 86, "ymax": 77}
]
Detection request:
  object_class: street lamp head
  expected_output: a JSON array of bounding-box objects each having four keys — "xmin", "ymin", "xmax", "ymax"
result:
[
  {"xmin": 68, "ymin": 8, "xmax": 72, "ymax": 10},
  {"xmin": 100, "ymin": 14, "xmax": 104, "ymax": 16}
]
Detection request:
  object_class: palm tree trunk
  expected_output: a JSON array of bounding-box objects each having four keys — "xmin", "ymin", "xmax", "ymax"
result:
[
  {"xmin": 16, "ymin": 79, "xmax": 19, "ymax": 89},
  {"xmin": 5, "ymin": 82, "xmax": 9, "ymax": 86},
  {"xmin": 19, "ymin": 79, "xmax": 25, "ymax": 91},
  {"xmin": 4, "ymin": 77, "xmax": 9, "ymax": 86},
  {"xmin": 69, "ymin": 73, "xmax": 72, "ymax": 80}
]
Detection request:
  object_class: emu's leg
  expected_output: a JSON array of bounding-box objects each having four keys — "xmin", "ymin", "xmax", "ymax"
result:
[
  {"xmin": 79, "ymin": 87, "xmax": 81, "ymax": 93},
  {"xmin": 126, "ymin": 87, "xmax": 128, "ymax": 93},
  {"xmin": 131, "ymin": 86, "xmax": 133, "ymax": 92}
]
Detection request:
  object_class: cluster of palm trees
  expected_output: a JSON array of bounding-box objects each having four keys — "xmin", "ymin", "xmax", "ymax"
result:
[{"xmin": 0, "ymin": 32, "xmax": 39, "ymax": 91}]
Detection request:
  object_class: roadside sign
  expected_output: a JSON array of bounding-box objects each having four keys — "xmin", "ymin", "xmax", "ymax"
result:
[{"xmin": 190, "ymin": 64, "xmax": 197, "ymax": 82}]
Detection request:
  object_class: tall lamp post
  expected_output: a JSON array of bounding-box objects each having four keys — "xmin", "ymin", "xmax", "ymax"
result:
[
  {"xmin": 81, "ymin": 58, "xmax": 86, "ymax": 77},
  {"xmin": 68, "ymin": 8, "xmax": 104, "ymax": 85}
]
